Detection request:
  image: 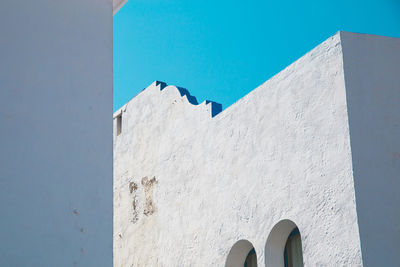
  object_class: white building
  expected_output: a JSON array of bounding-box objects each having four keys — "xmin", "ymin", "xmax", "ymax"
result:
[{"xmin": 114, "ymin": 32, "xmax": 400, "ymax": 266}]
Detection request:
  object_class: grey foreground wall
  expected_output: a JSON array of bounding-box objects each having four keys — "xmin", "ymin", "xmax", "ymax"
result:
[
  {"xmin": 341, "ymin": 32, "xmax": 400, "ymax": 266},
  {"xmin": 0, "ymin": 1, "xmax": 112, "ymax": 266}
]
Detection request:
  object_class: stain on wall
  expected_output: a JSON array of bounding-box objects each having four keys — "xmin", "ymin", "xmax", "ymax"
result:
[
  {"xmin": 129, "ymin": 181, "xmax": 139, "ymax": 223},
  {"xmin": 141, "ymin": 176, "xmax": 158, "ymax": 216}
]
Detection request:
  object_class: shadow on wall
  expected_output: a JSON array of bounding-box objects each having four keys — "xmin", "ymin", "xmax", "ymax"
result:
[
  {"xmin": 226, "ymin": 239, "xmax": 257, "ymax": 267},
  {"xmin": 224, "ymin": 219, "xmax": 304, "ymax": 267},
  {"xmin": 175, "ymin": 86, "xmax": 222, "ymax": 117},
  {"xmin": 341, "ymin": 32, "xmax": 400, "ymax": 266},
  {"xmin": 265, "ymin": 219, "xmax": 303, "ymax": 267},
  {"xmin": 155, "ymin": 81, "xmax": 222, "ymax": 117}
]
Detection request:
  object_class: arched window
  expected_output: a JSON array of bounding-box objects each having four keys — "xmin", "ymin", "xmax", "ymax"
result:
[
  {"xmin": 244, "ymin": 248, "xmax": 257, "ymax": 267},
  {"xmin": 226, "ymin": 240, "xmax": 257, "ymax": 267},
  {"xmin": 284, "ymin": 228, "xmax": 303, "ymax": 267},
  {"xmin": 265, "ymin": 220, "xmax": 304, "ymax": 267}
]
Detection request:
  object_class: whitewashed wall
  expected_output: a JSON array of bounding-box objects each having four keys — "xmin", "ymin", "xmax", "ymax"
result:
[
  {"xmin": 114, "ymin": 33, "xmax": 375, "ymax": 266},
  {"xmin": 0, "ymin": 1, "xmax": 113, "ymax": 266}
]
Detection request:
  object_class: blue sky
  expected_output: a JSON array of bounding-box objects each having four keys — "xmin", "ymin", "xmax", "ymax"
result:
[{"xmin": 113, "ymin": 0, "xmax": 400, "ymax": 111}]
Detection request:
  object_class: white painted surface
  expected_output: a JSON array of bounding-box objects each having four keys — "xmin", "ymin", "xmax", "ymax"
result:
[
  {"xmin": 114, "ymin": 33, "xmax": 370, "ymax": 266},
  {"xmin": 0, "ymin": 1, "xmax": 113, "ymax": 266},
  {"xmin": 341, "ymin": 32, "xmax": 400, "ymax": 266}
]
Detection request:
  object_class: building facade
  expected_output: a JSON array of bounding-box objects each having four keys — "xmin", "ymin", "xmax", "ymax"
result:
[{"xmin": 114, "ymin": 32, "xmax": 400, "ymax": 266}]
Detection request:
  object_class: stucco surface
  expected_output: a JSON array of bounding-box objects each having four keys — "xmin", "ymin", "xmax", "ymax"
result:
[{"xmin": 114, "ymin": 33, "xmax": 364, "ymax": 266}]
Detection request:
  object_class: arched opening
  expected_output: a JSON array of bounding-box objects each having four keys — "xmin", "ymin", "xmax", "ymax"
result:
[
  {"xmin": 226, "ymin": 239, "xmax": 257, "ymax": 267},
  {"xmin": 265, "ymin": 220, "xmax": 304, "ymax": 267},
  {"xmin": 283, "ymin": 228, "xmax": 303, "ymax": 267}
]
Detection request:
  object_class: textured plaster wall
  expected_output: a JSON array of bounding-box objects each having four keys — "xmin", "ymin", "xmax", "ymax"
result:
[
  {"xmin": 341, "ymin": 32, "xmax": 400, "ymax": 266},
  {"xmin": 0, "ymin": 1, "xmax": 112, "ymax": 266},
  {"xmin": 114, "ymin": 33, "xmax": 366, "ymax": 266}
]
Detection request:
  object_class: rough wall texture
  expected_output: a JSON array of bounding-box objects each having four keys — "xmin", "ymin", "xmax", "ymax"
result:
[{"xmin": 114, "ymin": 32, "xmax": 398, "ymax": 266}]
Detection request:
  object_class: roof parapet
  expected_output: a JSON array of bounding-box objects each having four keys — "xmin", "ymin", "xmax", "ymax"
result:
[{"xmin": 115, "ymin": 81, "xmax": 222, "ymax": 118}]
